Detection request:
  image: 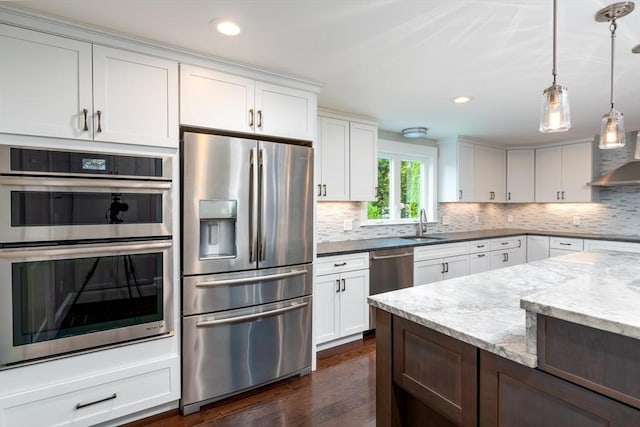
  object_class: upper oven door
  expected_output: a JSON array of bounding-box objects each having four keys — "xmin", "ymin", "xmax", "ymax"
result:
[
  {"xmin": 0, "ymin": 240, "xmax": 173, "ymax": 368},
  {"xmin": 0, "ymin": 176, "xmax": 172, "ymax": 244}
]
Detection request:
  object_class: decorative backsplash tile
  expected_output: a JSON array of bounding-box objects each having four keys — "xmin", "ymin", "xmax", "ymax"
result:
[{"xmin": 317, "ymin": 135, "xmax": 640, "ymax": 243}]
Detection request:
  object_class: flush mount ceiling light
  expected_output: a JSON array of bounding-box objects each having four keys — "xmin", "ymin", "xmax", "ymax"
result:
[
  {"xmin": 401, "ymin": 127, "xmax": 429, "ymax": 138},
  {"xmin": 595, "ymin": 1, "xmax": 635, "ymax": 149},
  {"xmin": 452, "ymin": 96, "xmax": 472, "ymax": 104},
  {"xmin": 540, "ymin": 0, "xmax": 571, "ymax": 133},
  {"xmin": 209, "ymin": 19, "xmax": 241, "ymax": 36}
]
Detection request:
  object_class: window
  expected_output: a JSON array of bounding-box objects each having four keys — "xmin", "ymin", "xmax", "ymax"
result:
[{"xmin": 363, "ymin": 139, "xmax": 437, "ymax": 225}]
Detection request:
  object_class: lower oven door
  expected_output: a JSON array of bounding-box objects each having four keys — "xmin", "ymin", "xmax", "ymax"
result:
[
  {"xmin": 181, "ymin": 295, "xmax": 312, "ymax": 412},
  {"xmin": 0, "ymin": 175, "xmax": 171, "ymax": 243},
  {"xmin": 0, "ymin": 240, "xmax": 173, "ymax": 368}
]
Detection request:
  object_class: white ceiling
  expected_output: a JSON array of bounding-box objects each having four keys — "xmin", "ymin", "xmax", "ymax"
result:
[{"xmin": 4, "ymin": 0, "xmax": 640, "ymax": 146}]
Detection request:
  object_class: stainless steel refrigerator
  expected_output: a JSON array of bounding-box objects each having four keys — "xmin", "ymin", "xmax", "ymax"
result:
[{"xmin": 180, "ymin": 131, "xmax": 313, "ymax": 415}]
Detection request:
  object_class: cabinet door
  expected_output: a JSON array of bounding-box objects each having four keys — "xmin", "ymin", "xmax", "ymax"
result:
[
  {"xmin": 507, "ymin": 149, "xmax": 535, "ymax": 202},
  {"xmin": 442, "ymin": 255, "xmax": 469, "ymax": 280},
  {"xmin": 489, "ymin": 248, "xmax": 524, "ymax": 269},
  {"xmin": 339, "ymin": 269, "xmax": 369, "ymax": 337},
  {"xmin": 458, "ymin": 142, "xmax": 475, "ymax": 201},
  {"xmin": 93, "ymin": 46, "xmax": 178, "ymax": 147},
  {"xmin": 0, "ymin": 24, "xmax": 92, "ymax": 140},
  {"xmin": 475, "ymin": 146, "xmax": 506, "ymax": 202},
  {"xmin": 414, "ymin": 259, "xmax": 445, "ymax": 286},
  {"xmin": 535, "ymin": 146, "xmax": 563, "ymax": 202},
  {"xmin": 561, "ymin": 142, "xmax": 594, "ymax": 202},
  {"xmin": 255, "ymin": 81, "xmax": 315, "ymax": 141},
  {"xmin": 314, "ymin": 273, "xmax": 341, "ymax": 344},
  {"xmin": 179, "ymin": 64, "xmax": 254, "ymax": 134},
  {"xmin": 527, "ymin": 236, "xmax": 550, "ymax": 262},
  {"xmin": 318, "ymin": 117, "xmax": 350, "ymax": 201},
  {"xmin": 469, "ymin": 253, "xmax": 491, "ymax": 274},
  {"xmin": 349, "ymin": 122, "xmax": 378, "ymax": 201}
]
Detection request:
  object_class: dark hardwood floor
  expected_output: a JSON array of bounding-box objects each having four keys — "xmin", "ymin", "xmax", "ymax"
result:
[{"xmin": 125, "ymin": 336, "xmax": 376, "ymax": 427}]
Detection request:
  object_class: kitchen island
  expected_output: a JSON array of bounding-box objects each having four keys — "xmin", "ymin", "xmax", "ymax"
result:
[{"xmin": 368, "ymin": 250, "xmax": 640, "ymax": 426}]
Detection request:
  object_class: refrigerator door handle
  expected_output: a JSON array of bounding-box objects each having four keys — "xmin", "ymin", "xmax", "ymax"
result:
[
  {"xmin": 195, "ymin": 301, "xmax": 308, "ymax": 327},
  {"xmin": 195, "ymin": 268, "xmax": 309, "ymax": 287},
  {"xmin": 249, "ymin": 148, "xmax": 256, "ymax": 263},
  {"xmin": 258, "ymin": 148, "xmax": 266, "ymax": 261}
]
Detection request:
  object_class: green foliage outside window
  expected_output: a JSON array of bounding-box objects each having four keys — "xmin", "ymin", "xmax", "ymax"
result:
[
  {"xmin": 400, "ymin": 160, "xmax": 421, "ymax": 219},
  {"xmin": 367, "ymin": 158, "xmax": 390, "ymax": 219}
]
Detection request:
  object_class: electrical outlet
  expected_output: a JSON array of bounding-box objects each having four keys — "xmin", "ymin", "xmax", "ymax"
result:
[
  {"xmin": 442, "ymin": 215, "xmax": 450, "ymax": 225},
  {"xmin": 573, "ymin": 216, "xmax": 581, "ymax": 226},
  {"xmin": 474, "ymin": 215, "xmax": 479, "ymax": 224},
  {"xmin": 343, "ymin": 219, "xmax": 353, "ymax": 231},
  {"xmin": 507, "ymin": 215, "xmax": 514, "ymax": 223}
]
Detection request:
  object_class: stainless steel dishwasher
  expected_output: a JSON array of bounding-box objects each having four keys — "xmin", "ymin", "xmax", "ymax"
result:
[{"xmin": 369, "ymin": 247, "xmax": 414, "ymax": 329}]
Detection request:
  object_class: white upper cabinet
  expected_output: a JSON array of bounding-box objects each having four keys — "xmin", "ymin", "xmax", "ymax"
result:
[
  {"xmin": 506, "ymin": 149, "xmax": 535, "ymax": 203},
  {"xmin": 474, "ymin": 145, "xmax": 506, "ymax": 202},
  {"xmin": 181, "ymin": 64, "xmax": 316, "ymax": 141},
  {"xmin": 179, "ymin": 65, "xmax": 255, "ymax": 134},
  {"xmin": 0, "ymin": 24, "xmax": 92, "ymax": 140},
  {"xmin": 317, "ymin": 111, "xmax": 377, "ymax": 202},
  {"xmin": 439, "ymin": 139, "xmax": 505, "ymax": 203},
  {"xmin": 535, "ymin": 141, "xmax": 598, "ymax": 202},
  {"xmin": 0, "ymin": 24, "xmax": 178, "ymax": 147}
]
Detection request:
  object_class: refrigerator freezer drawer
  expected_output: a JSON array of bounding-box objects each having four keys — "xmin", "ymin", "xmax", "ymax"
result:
[
  {"xmin": 181, "ymin": 295, "xmax": 312, "ymax": 414},
  {"xmin": 182, "ymin": 264, "xmax": 312, "ymax": 316}
]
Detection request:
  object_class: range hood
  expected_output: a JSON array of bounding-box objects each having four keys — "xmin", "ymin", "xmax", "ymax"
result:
[{"xmin": 588, "ymin": 161, "xmax": 640, "ymax": 186}]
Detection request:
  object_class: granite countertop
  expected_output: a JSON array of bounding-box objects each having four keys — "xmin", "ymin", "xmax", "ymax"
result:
[
  {"xmin": 367, "ymin": 250, "xmax": 640, "ymax": 368},
  {"xmin": 318, "ymin": 228, "xmax": 640, "ymax": 256}
]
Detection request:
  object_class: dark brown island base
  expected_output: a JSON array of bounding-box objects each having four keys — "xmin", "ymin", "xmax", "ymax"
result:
[{"xmin": 375, "ymin": 309, "xmax": 640, "ymax": 427}]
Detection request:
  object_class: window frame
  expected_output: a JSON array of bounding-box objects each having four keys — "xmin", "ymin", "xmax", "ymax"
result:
[{"xmin": 361, "ymin": 139, "xmax": 437, "ymax": 226}]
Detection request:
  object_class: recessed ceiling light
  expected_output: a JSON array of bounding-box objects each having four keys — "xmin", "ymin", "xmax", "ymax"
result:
[
  {"xmin": 210, "ymin": 19, "xmax": 241, "ymax": 36},
  {"xmin": 452, "ymin": 96, "xmax": 472, "ymax": 104}
]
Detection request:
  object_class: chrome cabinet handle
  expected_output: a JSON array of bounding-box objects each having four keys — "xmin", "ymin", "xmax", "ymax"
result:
[
  {"xmin": 476, "ymin": 245, "xmax": 485, "ymax": 248},
  {"xmin": 96, "ymin": 110, "xmax": 102, "ymax": 133},
  {"xmin": 82, "ymin": 108, "xmax": 89, "ymax": 131},
  {"xmin": 334, "ymin": 262, "xmax": 347, "ymax": 267},
  {"xmin": 195, "ymin": 269, "xmax": 308, "ymax": 287},
  {"xmin": 508, "ymin": 192, "xmax": 511, "ymax": 201},
  {"xmin": 459, "ymin": 190, "xmax": 463, "ymax": 200},
  {"xmin": 249, "ymin": 109, "xmax": 254, "ymax": 127},
  {"xmin": 196, "ymin": 301, "xmax": 309, "ymax": 327},
  {"xmin": 441, "ymin": 263, "xmax": 446, "ymax": 274},
  {"xmin": 556, "ymin": 191, "xmax": 560, "ymax": 200},
  {"xmin": 559, "ymin": 242, "xmax": 571, "ymax": 246},
  {"xmin": 561, "ymin": 191, "xmax": 565, "ymax": 200},
  {"xmin": 445, "ymin": 262, "xmax": 449, "ymax": 273},
  {"xmin": 249, "ymin": 149, "xmax": 256, "ymax": 263},
  {"xmin": 322, "ymin": 184, "xmax": 327, "ymax": 196},
  {"xmin": 257, "ymin": 110, "xmax": 263, "ymax": 128},
  {"xmin": 341, "ymin": 278, "xmax": 346, "ymax": 292},
  {"xmin": 477, "ymin": 254, "xmax": 486, "ymax": 258},
  {"xmin": 76, "ymin": 393, "xmax": 117, "ymax": 410},
  {"xmin": 336, "ymin": 279, "xmax": 340, "ymax": 293},
  {"xmin": 317, "ymin": 184, "xmax": 322, "ymax": 197},
  {"xmin": 501, "ymin": 242, "xmax": 509, "ymax": 245}
]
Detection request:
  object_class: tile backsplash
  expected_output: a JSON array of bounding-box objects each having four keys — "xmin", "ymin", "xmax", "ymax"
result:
[{"xmin": 317, "ymin": 136, "xmax": 640, "ymax": 243}]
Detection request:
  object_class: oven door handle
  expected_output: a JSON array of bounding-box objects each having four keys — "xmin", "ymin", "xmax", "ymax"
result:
[
  {"xmin": 0, "ymin": 176, "xmax": 171, "ymax": 190},
  {"xmin": 195, "ymin": 301, "xmax": 308, "ymax": 327},
  {"xmin": 195, "ymin": 269, "xmax": 308, "ymax": 287},
  {"xmin": 0, "ymin": 241, "xmax": 172, "ymax": 259}
]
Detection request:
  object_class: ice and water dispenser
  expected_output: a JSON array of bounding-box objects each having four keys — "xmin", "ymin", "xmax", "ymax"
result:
[{"xmin": 199, "ymin": 200, "xmax": 236, "ymax": 259}]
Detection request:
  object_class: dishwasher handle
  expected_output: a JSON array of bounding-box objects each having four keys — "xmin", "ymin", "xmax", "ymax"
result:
[{"xmin": 370, "ymin": 252, "xmax": 413, "ymax": 261}]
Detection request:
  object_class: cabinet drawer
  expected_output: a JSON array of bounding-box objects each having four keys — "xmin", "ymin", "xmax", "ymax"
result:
[
  {"xmin": 1, "ymin": 358, "xmax": 176, "ymax": 427},
  {"xmin": 550, "ymin": 237, "xmax": 583, "ymax": 251},
  {"xmin": 468, "ymin": 240, "xmax": 490, "ymax": 253},
  {"xmin": 489, "ymin": 237, "xmax": 522, "ymax": 251},
  {"xmin": 414, "ymin": 242, "xmax": 469, "ymax": 261},
  {"xmin": 316, "ymin": 252, "xmax": 368, "ymax": 275}
]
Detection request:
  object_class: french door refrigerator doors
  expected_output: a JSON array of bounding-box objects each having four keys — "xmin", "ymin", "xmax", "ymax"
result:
[{"xmin": 182, "ymin": 132, "xmax": 312, "ymax": 276}]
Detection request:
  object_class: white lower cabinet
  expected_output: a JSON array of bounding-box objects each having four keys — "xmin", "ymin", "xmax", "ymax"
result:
[
  {"xmin": 584, "ymin": 239, "xmax": 640, "ymax": 253},
  {"xmin": 489, "ymin": 246, "xmax": 525, "ymax": 269},
  {"xmin": 315, "ymin": 253, "xmax": 369, "ymax": 348},
  {"xmin": 0, "ymin": 356, "xmax": 178, "ymax": 427},
  {"xmin": 469, "ymin": 252, "xmax": 491, "ymax": 274},
  {"xmin": 527, "ymin": 235, "xmax": 550, "ymax": 262},
  {"xmin": 549, "ymin": 237, "xmax": 584, "ymax": 258},
  {"xmin": 414, "ymin": 255, "xmax": 469, "ymax": 285}
]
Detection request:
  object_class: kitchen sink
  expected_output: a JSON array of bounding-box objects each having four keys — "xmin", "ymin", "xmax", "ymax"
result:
[{"xmin": 400, "ymin": 236, "xmax": 446, "ymax": 242}]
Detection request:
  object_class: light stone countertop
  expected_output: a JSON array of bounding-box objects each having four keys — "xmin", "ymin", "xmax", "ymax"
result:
[{"xmin": 367, "ymin": 250, "xmax": 640, "ymax": 368}]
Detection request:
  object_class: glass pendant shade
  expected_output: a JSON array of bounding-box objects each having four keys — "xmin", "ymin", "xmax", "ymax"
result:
[
  {"xmin": 539, "ymin": 83, "xmax": 571, "ymax": 132},
  {"xmin": 599, "ymin": 109, "xmax": 625, "ymax": 149}
]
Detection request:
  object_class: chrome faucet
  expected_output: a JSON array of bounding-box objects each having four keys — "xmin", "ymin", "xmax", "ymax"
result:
[{"xmin": 417, "ymin": 208, "xmax": 428, "ymax": 236}]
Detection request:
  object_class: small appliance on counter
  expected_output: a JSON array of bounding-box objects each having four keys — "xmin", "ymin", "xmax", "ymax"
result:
[{"xmin": 180, "ymin": 131, "xmax": 313, "ymax": 415}]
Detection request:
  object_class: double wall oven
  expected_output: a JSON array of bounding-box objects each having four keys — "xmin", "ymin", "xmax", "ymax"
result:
[{"xmin": 0, "ymin": 146, "xmax": 174, "ymax": 368}]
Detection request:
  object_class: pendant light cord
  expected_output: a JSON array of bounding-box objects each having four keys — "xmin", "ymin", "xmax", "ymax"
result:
[
  {"xmin": 609, "ymin": 19, "xmax": 617, "ymax": 109},
  {"xmin": 552, "ymin": 0, "xmax": 557, "ymax": 84}
]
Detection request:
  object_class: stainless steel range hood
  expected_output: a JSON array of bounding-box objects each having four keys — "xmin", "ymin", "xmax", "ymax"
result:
[{"xmin": 588, "ymin": 161, "xmax": 640, "ymax": 186}]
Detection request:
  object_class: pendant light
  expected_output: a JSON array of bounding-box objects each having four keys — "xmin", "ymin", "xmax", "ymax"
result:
[
  {"xmin": 595, "ymin": 2, "xmax": 635, "ymax": 149},
  {"xmin": 540, "ymin": 0, "xmax": 570, "ymax": 133}
]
